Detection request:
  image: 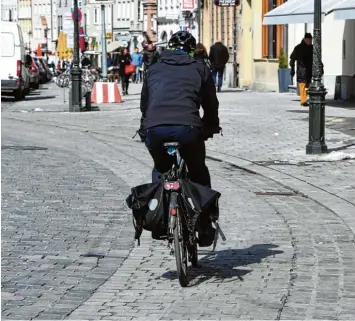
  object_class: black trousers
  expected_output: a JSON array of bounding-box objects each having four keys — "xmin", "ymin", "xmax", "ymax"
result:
[
  {"xmin": 121, "ymin": 75, "xmax": 129, "ymax": 92},
  {"xmin": 145, "ymin": 125, "xmax": 211, "ymax": 187}
]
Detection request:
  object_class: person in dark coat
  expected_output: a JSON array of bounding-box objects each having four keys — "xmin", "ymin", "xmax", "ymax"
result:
[
  {"xmin": 143, "ymin": 43, "xmax": 160, "ymax": 74},
  {"xmin": 118, "ymin": 48, "xmax": 132, "ymax": 95},
  {"xmin": 209, "ymin": 41, "xmax": 229, "ymax": 92},
  {"xmin": 81, "ymin": 55, "xmax": 91, "ymax": 68},
  {"xmin": 139, "ymin": 31, "xmax": 220, "ymax": 247},
  {"xmin": 290, "ymin": 33, "xmax": 313, "ymax": 107},
  {"xmin": 195, "ymin": 43, "xmax": 212, "ymax": 70}
]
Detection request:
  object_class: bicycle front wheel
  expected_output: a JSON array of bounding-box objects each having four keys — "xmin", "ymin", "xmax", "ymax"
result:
[{"xmin": 173, "ymin": 210, "xmax": 188, "ymax": 287}]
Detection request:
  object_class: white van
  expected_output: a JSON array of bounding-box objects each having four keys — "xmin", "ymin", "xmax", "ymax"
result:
[{"xmin": 1, "ymin": 21, "xmax": 31, "ymax": 100}]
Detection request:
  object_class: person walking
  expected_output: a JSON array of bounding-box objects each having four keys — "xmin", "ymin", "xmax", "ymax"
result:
[
  {"xmin": 131, "ymin": 48, "xmax": 143, "ymax": 83},
  {"xmin": 195, "ymin": 43, "xmax": 212, "ymax": 70},
  {"xmin": 118, "ymin": 48, "xmax": 132, "ymax": 95},
  {"xmin": 209, "ymin": 41, "xmax": 229, "ymax": 92},
  {"xmin": 290, "ymin": 33, "xmax": 313, "ymax": 107}
]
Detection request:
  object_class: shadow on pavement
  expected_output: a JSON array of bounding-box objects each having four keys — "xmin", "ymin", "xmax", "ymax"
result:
[
  {"xmin": 24, "ymin": 95, "xmax": 56, "ymax": 101},
  {"xmin": 161, "ymin": 243, "xmax": 283, "ymax": 287}
]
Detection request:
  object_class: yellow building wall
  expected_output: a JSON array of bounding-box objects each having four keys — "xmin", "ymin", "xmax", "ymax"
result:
[
  {"xmin": 239, "ymin": 0, "xmax": 253, "ymax": 87},
  {"xmin": 252, "ymin": 0, "xmax": 279, "ymax": 91}
]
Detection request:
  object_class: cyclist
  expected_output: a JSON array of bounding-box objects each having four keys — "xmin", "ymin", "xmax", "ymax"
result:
[{"xmin": 138, "ymin": 31, "xmax": 220, "ymax": 247}]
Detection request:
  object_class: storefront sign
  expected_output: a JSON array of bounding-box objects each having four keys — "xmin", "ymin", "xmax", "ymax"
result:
[{"xmin": 214, "ymin": 0, "xmax": 240, "ymax": 6}]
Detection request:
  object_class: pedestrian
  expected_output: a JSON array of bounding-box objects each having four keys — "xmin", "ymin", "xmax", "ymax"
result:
[
  {"xmin": 290, "ymin": 33, "xmax": 313, "ymax": 107},
  {"xmin": 209, "ymin": 41, "xmax": 229, "ymax": 92},
  {"xmin": 195, "ymin": 43, "xmax": 212, "ymax": 70},
  {"xmin": 81, "ymin": 55, "xmax": 91, "ymax": 68},
  {"xmin": 143, "ymin": 43, "xmax": 160, "ymax": 77},
  {"xmin": 131, "ymin": 47, "xmax": 143, "ymax": 83},
  {"xmin": 118, "ymin": 48, "xmax": 132, "ymax": 95}
]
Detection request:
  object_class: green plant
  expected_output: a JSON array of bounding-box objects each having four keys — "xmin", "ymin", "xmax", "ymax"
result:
[{"xmin": 278, "ymin": 48, "xmax": 288, "ymax": 69}]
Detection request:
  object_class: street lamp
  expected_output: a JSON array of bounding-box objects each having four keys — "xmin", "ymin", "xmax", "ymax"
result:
[
  {"xmin": 28, "ymin": 31, "xmax": 32, "ymax": 53},
  {"xmin": 70, "ymin": 0, "xmax": 82, "ymax": 112},
  {"xmin": 306, "ymin": 0, "xmax": 327, "ymax": 154}
]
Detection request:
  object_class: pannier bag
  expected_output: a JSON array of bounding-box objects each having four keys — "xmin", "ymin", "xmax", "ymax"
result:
[{"xmin": 126, "ymin": 179, "xmax": 221, "ymax": 245}]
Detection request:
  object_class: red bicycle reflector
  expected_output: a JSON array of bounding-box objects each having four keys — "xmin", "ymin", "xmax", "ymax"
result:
[
  {"xmin": 169, "ymin": 208, "xmax": 177, "ymax": 215},
  {"xmin": 164, "ymin": 182, "xmax": 180, "ymax": 191}
]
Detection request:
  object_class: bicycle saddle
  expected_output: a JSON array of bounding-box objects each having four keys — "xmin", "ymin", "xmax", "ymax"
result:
[{"xmin": 163, "ymin": 142, "xmax": 181, "ymax": 148}]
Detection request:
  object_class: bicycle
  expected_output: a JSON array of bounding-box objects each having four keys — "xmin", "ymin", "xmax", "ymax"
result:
[{"xmin": 162, "ymin": 142, "xmax": 226, "ymax": 287}]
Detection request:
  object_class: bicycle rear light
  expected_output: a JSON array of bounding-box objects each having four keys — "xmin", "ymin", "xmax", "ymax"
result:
[
  {"xmin": 164, "ymin": 182, "xmax": 180, "ymax": 191},
  {"xmin": 169, "ymin": 208, "xmax": 177, "ymax": 215}
]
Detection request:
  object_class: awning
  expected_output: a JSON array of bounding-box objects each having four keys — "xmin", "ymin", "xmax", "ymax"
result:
[
  {"xmin": 107, "ymin": 40, "xmax": 128, "ymax": 53},
  {"xmin": 263, "ymin": 0, "xmax": 349, "ymax": 25},
  {"xmin": 333, "ymin": 0, "xmax": 355, "ymax": 20}
]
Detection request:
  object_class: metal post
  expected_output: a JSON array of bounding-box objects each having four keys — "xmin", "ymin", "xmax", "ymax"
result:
[
  {"xmin": 70, "ymin": 0, "xmax": 82, "ymax": 112},
  {"xmin": 101, "ymin": 4, "xmax": 108, "ymax": 82},
  {"xmin": 28, "ymin": 31, "xmax": 32, "ymax": 52},
  {"xmin": 45, "ymin": 27, "xmax": 49, "ymax": 61},
  {"xmin": 306, "ymin": 0, "xmax": 327, "ymax": 154}
]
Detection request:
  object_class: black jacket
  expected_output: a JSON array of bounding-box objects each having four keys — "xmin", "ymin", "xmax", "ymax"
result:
[
  {"xmin": 209, "ymin": 42, "xmax": 229, "ymax": 69},
  {"xmin": 290, "ymin": 40, "xmax": 313, "ymax": 83},
  {"xmin": 195, "ymin": 52, "xmax": 212, "ymax": 70},
  {"xmin": 118, "ymin": 53, "xmax": 131, "ymax": 77},
  {"xmin": 140, "ymin": 50, "xmax": 219, "ymax": 134},
  {"xmin": 143, "ymin": 49, "xmax": 160, "ymax": 69}
]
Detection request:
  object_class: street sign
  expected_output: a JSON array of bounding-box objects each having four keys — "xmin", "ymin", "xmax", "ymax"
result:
[
  {"xmin": 214, "ymin": 0, "xmax": 240, "ymax": 6},
  {"xmin": 71, "ymin": 8, "xmax": 83, "ymax": 22}
]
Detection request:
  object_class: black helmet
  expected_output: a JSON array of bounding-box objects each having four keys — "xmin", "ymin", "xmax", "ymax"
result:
[{"xmin": 168, "ymin": 31, "xmax": 197, "ymax": 52}]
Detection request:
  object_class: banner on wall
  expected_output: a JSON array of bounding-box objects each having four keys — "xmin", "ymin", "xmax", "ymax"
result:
[{"xmin": 182, "ymin": 0, "xmax": 195, "ymax": 10}]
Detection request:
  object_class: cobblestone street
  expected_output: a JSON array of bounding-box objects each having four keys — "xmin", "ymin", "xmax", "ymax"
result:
[{"xmin": 2, "ymin": 84, "xmax": 355, "ymax": 320}]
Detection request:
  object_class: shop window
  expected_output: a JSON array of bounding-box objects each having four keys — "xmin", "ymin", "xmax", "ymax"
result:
[{"xmin": 262, "ymin": 0, "xmax": 284, "ymax": 58}]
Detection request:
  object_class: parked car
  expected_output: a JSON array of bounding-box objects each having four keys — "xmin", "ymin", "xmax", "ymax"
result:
[
  {"xmin": 33, "ymin": 57, "xmax": 46, "ymax": 84},
  {"xmin": 29, "ymin": 58, "xmax": 40, "ymax": 89},
  {"xmin": 1, "ymin": 21, "xmax": 31, "ymax": 100},
  {"xmin": 36, "ymin": 57, "xmax": 52, "ymax": 82}
]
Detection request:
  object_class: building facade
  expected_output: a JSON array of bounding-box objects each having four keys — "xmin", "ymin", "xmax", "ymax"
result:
[
  {"xmin": 31, "ymin": 0, "xmax": 58, "ymax": 52},
  {"xmin": 18, "ymin": 0, "xmax": 33, "ymax": 51},
  {"xmin": 200, "ymin": 0, "xmax": 242, "ymax": 87},
  {"xmin": 156, "ymin": 0, "xmax": 180, "ymax": 43},
  {"xmin": 240, "ymin": 0, "xmax": 355, "ymax": 95},
  {"xmin": 239, "ymin": 0, "xmax": 286, "ymax": 91},
  {"xmin": 113, "ymin": 0, "xmax": 144, "ymax": 51},
  {"xmin": 143, "ymin": 0, "xmax": 157, "ymax": 42},
  {"xmin": 1, "ymin": 0, "xmax": 18, "ymax": 22}
]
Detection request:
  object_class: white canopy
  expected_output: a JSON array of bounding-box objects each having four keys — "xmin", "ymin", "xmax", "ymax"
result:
[
  {"xmin": 333, "ymin": 0, "xmax": 355, "ymax": 20},
  {"xmin": 263, "ymin": 0, "xmax": 354, "ymax": 25}
]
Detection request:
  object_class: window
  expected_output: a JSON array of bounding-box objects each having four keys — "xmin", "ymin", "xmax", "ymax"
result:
[
  {"xmin": 94, "ymin": 8, "xmax": 98, "ymax": 24},
  {"xmin": 262, "ymin": 0, "xmax": 284, "ymax": 59}
]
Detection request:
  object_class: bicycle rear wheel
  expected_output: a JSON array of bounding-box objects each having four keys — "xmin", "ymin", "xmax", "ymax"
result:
[{"xmin": 173, "ymin": 210, "xmax": 188, "ymax": 287}]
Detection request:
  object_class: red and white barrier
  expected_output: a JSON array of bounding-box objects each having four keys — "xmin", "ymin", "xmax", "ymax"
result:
[{"xmin": 91, "ymin": 82, "xmax": 122, "ymax": 104}]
